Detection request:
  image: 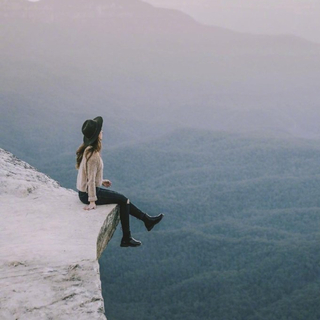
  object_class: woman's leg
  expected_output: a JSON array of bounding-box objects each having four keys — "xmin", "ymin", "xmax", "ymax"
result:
[
  {"xmin": 79, "ymin": 191, "xmax": 89, "ymax": 204},
  {"xmin": 79, "ymin": 188, "xmax": 164, "ymax": 242},
  {"xmin": 97, "ymin": 187, "xmax": 164, "ymax": 231},
  {"xmin": 95, "ymin": 187, "xmax": 141, "ymax": 247},
  {"xmin": 96, "ymin": 187, "xmax": 146, "ymax": 219},
  {"xmin": 96, "ymin": 188, "xmax": 129, "ymax": 230},
  {"xmin": 129, "ymin": 202, "xmax": 146, "ymax": 220}
]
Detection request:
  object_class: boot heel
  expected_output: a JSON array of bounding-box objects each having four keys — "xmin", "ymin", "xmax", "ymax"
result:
[{"xmin": 120, "ymin": 236, "xmax": 142, "ymax": 247}]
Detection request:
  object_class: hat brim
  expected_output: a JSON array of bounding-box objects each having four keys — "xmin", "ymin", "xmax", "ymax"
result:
[{"xmin": 83, "ymin": 116, "xmax": 103, "ymax": 146}]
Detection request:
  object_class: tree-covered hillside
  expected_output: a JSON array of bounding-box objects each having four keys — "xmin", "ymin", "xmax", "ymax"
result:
[
  {"xmin": 97, "ymin": 129, "xmax": 320, "ymax": 320},
  {"xmin": 3, "ymin": 118, "xmax": 320, "ymax": 319}
]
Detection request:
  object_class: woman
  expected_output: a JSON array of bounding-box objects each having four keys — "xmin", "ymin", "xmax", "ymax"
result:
[{"xmin": 76, "ymin": 116, "xmax": 163, "ymax": 247}]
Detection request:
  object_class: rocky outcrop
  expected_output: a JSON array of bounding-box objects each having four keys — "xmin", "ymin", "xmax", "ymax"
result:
[{"xmin": 0, "ymin": 148, "xmax": 119, "ymax": 320}]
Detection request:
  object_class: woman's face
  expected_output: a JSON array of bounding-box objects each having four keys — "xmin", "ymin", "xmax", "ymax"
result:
[{"xmin": 99, "ymin": 129, "xmax": 103, "ymax": 140}]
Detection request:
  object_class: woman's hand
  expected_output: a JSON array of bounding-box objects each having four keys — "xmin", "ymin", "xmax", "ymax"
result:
[
  {"xmin": 102, "ymin": 179, "xmax": 112, "ymax": 188},
  {"xmin": 84, "ymin": 201, "xmax": 96, "ymax": 210}
]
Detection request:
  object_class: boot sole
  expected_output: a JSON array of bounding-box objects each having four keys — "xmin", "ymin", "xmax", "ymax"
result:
[{"xmin": 120, "ymin": 242, "xmax": 142, "ymax": 247}]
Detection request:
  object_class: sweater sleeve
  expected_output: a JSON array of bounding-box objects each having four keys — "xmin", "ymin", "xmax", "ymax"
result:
[{"xmin": 86, "ymin": 153, "xmax": 100, "ymax": 202}]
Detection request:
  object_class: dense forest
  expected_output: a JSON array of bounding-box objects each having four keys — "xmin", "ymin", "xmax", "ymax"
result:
[
  {"xmin": 91, "ymin": 129, "xmax": 320, "ymax": 320},
  {"xmin": 3, "ymin": 124, "xmax": 320, "ymax": 319}
]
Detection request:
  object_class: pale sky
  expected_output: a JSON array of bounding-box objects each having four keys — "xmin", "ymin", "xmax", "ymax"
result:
[{"xmin": 142, "ymin": 0, "xmax": 320, "ymax": 43}]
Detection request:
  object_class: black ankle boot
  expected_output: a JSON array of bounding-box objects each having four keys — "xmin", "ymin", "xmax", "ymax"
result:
[
  {"xmin": 120, "ymin": 232, "xmax": 142, "ymax": 247},
  {"xmin": 143, "ymin": 213, "xmax": 164, "ymax": 231}
]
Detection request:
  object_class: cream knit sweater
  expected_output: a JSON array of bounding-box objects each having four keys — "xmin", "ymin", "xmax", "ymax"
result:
[{"xmin": 76, "ymin": 148, "xmax": 103, "ymax": 202}]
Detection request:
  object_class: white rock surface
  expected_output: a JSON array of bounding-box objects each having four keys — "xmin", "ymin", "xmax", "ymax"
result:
[{"xmin": 0, "ymin": 148, "xmax": 119, "ymax": 320}]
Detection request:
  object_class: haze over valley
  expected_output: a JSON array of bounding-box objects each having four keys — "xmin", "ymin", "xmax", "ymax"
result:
[{"xmin": 1, "ymin": 0, "xmax": 320, "ymax": 168}]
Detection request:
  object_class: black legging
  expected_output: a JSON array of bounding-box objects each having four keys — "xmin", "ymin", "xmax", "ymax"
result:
[{"xmin": 78, "ymin": 187, "xmax": 146, "ymax": 234}]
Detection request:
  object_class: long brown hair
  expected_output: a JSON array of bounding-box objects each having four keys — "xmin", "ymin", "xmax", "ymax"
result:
[{"xmin": 76, "ymin": 138, "xmax": 102, "ymax": 169}]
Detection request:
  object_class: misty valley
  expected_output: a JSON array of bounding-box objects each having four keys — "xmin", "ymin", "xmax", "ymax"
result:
[{"xmin": 7, "ymin": 127, "xmax": 320, "ymax": 320}]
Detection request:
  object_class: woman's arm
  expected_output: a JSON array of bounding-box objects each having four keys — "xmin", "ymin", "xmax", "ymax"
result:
[
  {"xmin": 84, "ymin": 201, "xmax": 96, "ymax": 210},
  {"xmin": 102, "ymin": 180, "xmax": 112, "ymax": 188},
  {"xmin": 84, "ymin": 153, "xmax": 100, "ymax": 210}
]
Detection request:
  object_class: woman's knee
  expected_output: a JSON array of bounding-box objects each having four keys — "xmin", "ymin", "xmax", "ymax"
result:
[
  {"xmin": 116, "ymin": 194, "xmax": 128, "ymax": 205},
  {"xmin": 96, "ymin": 187, "xmax": 128, "ymax": 204}
]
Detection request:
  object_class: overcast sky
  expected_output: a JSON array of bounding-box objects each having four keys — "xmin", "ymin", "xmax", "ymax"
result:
[{"xmin": 142, "ymin": 0, "xmax": 320, "ymax": 43}]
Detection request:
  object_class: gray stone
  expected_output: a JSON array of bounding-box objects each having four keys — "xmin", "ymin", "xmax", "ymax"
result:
[{"xmin": 0, "ymin": 148, "xmax": 119, "ymax": 320}]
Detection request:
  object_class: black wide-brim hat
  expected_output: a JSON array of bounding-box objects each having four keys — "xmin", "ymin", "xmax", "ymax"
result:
[{"xmin": 82, "ymin": 116, "xmax": 103, "ymax": 146}]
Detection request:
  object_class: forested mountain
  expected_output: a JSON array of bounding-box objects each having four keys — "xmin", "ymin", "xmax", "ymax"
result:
[{"xmin": 97, "ymin": 128, "xmax": 320, "ymax": 320}]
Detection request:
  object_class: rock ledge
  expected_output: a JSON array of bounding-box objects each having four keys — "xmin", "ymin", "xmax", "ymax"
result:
[{"xmin": 0, "ymin": 148, "xmax": 120, "ymax": 320}]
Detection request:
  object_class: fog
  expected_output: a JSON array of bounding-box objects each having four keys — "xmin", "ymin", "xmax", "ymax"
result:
[
  {"xmin": 1, "ymin": 0, "xmax": 320, "ymax": 168},
  {"xmin": 142, "ymin": 0, "xmax": 320, "ymax": 43}
]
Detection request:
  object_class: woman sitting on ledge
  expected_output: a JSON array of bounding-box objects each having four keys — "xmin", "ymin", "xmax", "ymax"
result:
[{"xmin": 76, "ymin": 116, "xmax": 163, "ymax": 247}]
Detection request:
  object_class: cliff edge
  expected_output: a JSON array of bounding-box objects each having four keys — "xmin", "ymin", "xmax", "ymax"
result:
[{"xmin": 0, "ymin": 148, "xmax": 119, "ymax": 320}]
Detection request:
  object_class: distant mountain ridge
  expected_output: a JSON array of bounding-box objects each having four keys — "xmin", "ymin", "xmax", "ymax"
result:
[
  {"xmin": 1, "ymin": 0, "xmax": 320, "ymax": 170},
  {"xmin": 2, "ymin": 0, "xmax": 319, "ymax": 53}
]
